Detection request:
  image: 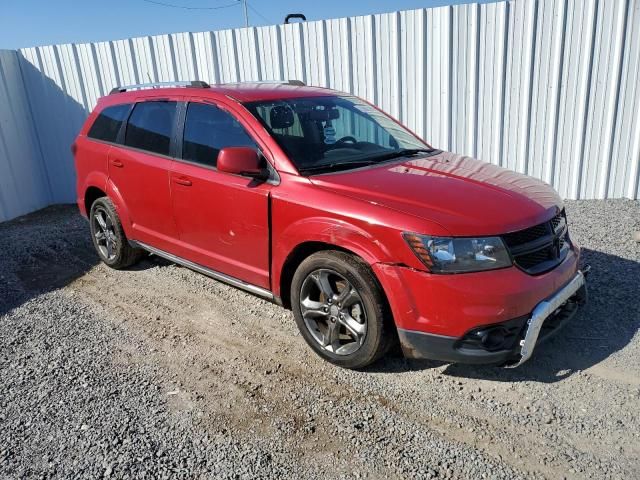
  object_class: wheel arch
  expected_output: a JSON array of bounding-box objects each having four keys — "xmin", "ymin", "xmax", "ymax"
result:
[
  {"xmin": 279, "ymin": 241, "xmax": 350, "ymax": 309},
  {"xmin": 104, "ymin": 178, "xmax": 133, "ymax": 235},
  {"xmin": 82, "ymin": 179, "xmax": 134, "ymax": 238},
  {"xmin": 84, "ymin": 186, "xmax": 107, "ymax": 217},
  {"xmin": 273, "ymin": 216, "xmax": 394, "ymax": 308},
  {"xmin": 78, "ymin": 170, "xmax": 109, "ymax": 217},
  {"xmin": 277, "ymin": 241, "xmax": 391, "ymax": 318}
]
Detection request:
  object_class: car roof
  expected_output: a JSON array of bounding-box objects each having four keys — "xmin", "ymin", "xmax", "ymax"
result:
[
  {"xmin": 102, "ymin": 82, "xmax": 342, "ymax": 105},
  {"xmin": 212, "ymin": 82, "xmax": 341, "ymax": 102}
]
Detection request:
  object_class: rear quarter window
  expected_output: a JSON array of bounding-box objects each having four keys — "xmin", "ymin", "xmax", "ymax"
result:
[{"xmin": 87, "ymin": 104, "xmax": 131, "ymax": 143}]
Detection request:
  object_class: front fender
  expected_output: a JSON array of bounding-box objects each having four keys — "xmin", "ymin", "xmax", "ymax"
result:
[{"xmin": 272, "ymin": 216, "xmax": 395, "ymax": 298}]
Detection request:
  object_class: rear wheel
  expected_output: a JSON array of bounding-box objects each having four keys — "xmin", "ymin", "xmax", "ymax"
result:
[
  {"xmin": 89, "ymin": 197, "xmax": 144, "ymax": 269},
  {"xmin": 291, "ymin": 251, "xmax": 392, "ymax": 369}
]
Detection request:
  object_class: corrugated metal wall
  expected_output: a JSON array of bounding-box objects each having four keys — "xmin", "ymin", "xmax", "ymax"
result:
[
  {"xmin": 1, "ymin": 0, "xmax": 639, "ymax": 221},
  {"xmin": 0, "ymin": 50, "xmax": 51, "ymax": 221}
]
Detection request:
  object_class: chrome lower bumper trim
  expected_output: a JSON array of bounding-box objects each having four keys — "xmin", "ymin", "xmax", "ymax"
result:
[{"xmin": 507, "ymin": 269, "xmax": 587, "ymax": 368}]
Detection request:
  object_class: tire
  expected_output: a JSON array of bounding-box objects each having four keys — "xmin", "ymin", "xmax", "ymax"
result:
[
  {"xmin": 89, "ymin": 196, "xmax": 144, "ymax": 269},
  {"xmin": 291, "ymin": 250, "xmax": 393, "ymax": 369}
]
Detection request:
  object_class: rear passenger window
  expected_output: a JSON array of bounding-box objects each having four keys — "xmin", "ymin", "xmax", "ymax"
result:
[
  {"xmin": 182, "ymin": 103, "xmax": 257, "ymax": 168},
  {"xmin": 87, "ymin": 104, "xmax": 131, "ymax": 143},
  {"xmin": 125, "ymin": 101, "xmax": 177, "ymax": 156}
]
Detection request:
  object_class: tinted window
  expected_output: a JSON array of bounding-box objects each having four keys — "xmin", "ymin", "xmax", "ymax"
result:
[
  {"xmin": 125, "ymin": 101, "xmax": 177, "ymax": 156},
  {"xmin": 182, "ymin": 103, "xmax": 257, "ymax": 168},
  {"xmin": 87, "ymin": 104, "xmax": 131, "ymax": 142}
]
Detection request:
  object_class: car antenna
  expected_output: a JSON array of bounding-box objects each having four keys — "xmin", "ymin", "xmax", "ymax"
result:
[{"xmin": 146, "ymin": 72, "xmax": 157, "ymax": 88}]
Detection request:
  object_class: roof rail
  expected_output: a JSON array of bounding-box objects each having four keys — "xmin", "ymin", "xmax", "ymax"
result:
[
  {"xmin": 222, "ymin": 79, "xmax": 306, "ymax": 86},
  {"xmin": 109, "ymin": 80, "xmax": 210, "ymax": 94}
]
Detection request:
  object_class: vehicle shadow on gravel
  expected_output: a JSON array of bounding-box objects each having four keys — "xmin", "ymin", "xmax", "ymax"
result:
[
  {"xmin": 370, "ymin": 248, "xmax": 640, "ymax": 383},
  {"xmin": 0, "ymin": 205, "xmax": 99, "ymax": 318}
]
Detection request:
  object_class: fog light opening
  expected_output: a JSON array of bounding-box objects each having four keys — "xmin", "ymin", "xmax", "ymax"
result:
[{"xmin": 480, "ymin": 327, "xmax": 508, "ymax": 351}]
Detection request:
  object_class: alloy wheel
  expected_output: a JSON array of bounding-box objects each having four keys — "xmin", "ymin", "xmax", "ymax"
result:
[
  {"xmin": 92, "ymin": 207, "xmax": 117, "ymax": 261},
  {"xmin": 299, "ymin": 268, "xmax": 367, "ymax": 355}
]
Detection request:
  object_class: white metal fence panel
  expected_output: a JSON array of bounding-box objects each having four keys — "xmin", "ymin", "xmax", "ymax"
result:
[
  {"xmin": 1, "ymin": 0, "xmax": 639, "ymax": 221},
  {"xmin": 0, "ymin": 49, "xmax": 51, "ymax": 222},
  {"xmin": 18, "ymin": 46, "xmax": 86, "ymax": 207}
]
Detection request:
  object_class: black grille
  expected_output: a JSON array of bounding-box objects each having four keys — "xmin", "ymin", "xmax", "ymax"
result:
[
  {"xmin": 502, "ymin": 210, "xmax": 570, "ymax": 275},
  {"xmin": 550, "ymin": 214, "xmax": 563, "ymax": 231},
  {"xmin": 517, "ymin": 248, "xmax": 555, "ymax": 269},
  {"xmin": 502, "ymin": 223, "xmax": 551, "ymax": 247}
]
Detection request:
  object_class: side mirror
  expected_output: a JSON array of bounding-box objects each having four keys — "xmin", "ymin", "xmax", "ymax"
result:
[{"xmin": 217, "ymin": 147, "xmax": 266, "ymax": 179}]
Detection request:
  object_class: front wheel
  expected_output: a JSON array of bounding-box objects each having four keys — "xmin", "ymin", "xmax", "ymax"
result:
[{"xmin": 291, "ymin": 251, "xmax": 393, "ymax": 369}]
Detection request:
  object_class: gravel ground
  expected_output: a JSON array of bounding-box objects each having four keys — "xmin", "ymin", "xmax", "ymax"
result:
[{"xmin": 1, "ymin": 199, "xmax": 638, "ymax": 479}]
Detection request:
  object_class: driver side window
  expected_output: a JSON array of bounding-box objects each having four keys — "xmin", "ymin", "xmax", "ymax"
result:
[{"xmin": 182, "ymin": 102, "xmax": 257, "ymax": 168}]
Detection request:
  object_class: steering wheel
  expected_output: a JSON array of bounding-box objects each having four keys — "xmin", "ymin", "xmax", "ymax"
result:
[
  {"xmin": 325, "ymin": 136, "xmax": 358, "ymax": 151},
  {"xmin": 334, "ymin": 136, "xmax": 357, "ymax": 146}
]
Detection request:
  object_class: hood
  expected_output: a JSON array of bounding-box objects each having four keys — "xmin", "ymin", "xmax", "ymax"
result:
[{"xmin": 309, "ymin": 151, "xmax": 563, "ymax": 236}]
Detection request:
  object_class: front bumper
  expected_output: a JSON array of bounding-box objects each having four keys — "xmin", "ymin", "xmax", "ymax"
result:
[{"xmin": 396, "ymin": 268, "xmax": 588, "ymax": 366}]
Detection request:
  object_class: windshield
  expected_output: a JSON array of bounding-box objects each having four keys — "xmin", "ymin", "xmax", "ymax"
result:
[{"xmin": 244, "ymin": 96, "xmax": 433, "ymax": 174}]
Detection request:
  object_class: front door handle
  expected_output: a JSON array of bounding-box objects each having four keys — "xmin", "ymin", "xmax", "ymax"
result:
[
  {"xmin": 173, "ymin": 177, "xmax": 192, "ymax": 186},
  {"xmin": 111, "ymin": 159, "xmax": 124, "ymax": 168}
]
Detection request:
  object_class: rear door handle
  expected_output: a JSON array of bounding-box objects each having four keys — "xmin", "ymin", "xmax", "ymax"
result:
[
  {"xmin": 110, "ymin": 159, "xmax": 124, "ymax": 168},
  {"xmin": 173, "ymin": 177, "xmax": 192, "ymax": 186}
]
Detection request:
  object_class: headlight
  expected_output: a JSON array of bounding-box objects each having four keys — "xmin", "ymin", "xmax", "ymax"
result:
[{"xmin": 403, "ymin": 233, "xmax": 512, "ymax": 273}]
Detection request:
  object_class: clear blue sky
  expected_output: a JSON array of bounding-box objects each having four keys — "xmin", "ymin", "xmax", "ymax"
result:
[{"xmin": 0, "ymin": 0, "xmax": 497, "ymax": 50}]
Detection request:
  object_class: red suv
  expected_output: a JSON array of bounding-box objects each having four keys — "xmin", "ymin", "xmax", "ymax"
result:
[{"xmin": 73, "ymin": 80, "xmax": 588, "ymax": 369}]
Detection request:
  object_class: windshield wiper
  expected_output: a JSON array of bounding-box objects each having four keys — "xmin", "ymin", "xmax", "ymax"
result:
[
  {"xmin": 366, "ymin": 148, "xmax": 437, "ymax": 162},
  {"xmin": 299, "ymin": 148, "xmax": 437, "ymax": 175},
  {"xmin": 299, "ymin": 159, "xmax": 381, "ymax": 174}
]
